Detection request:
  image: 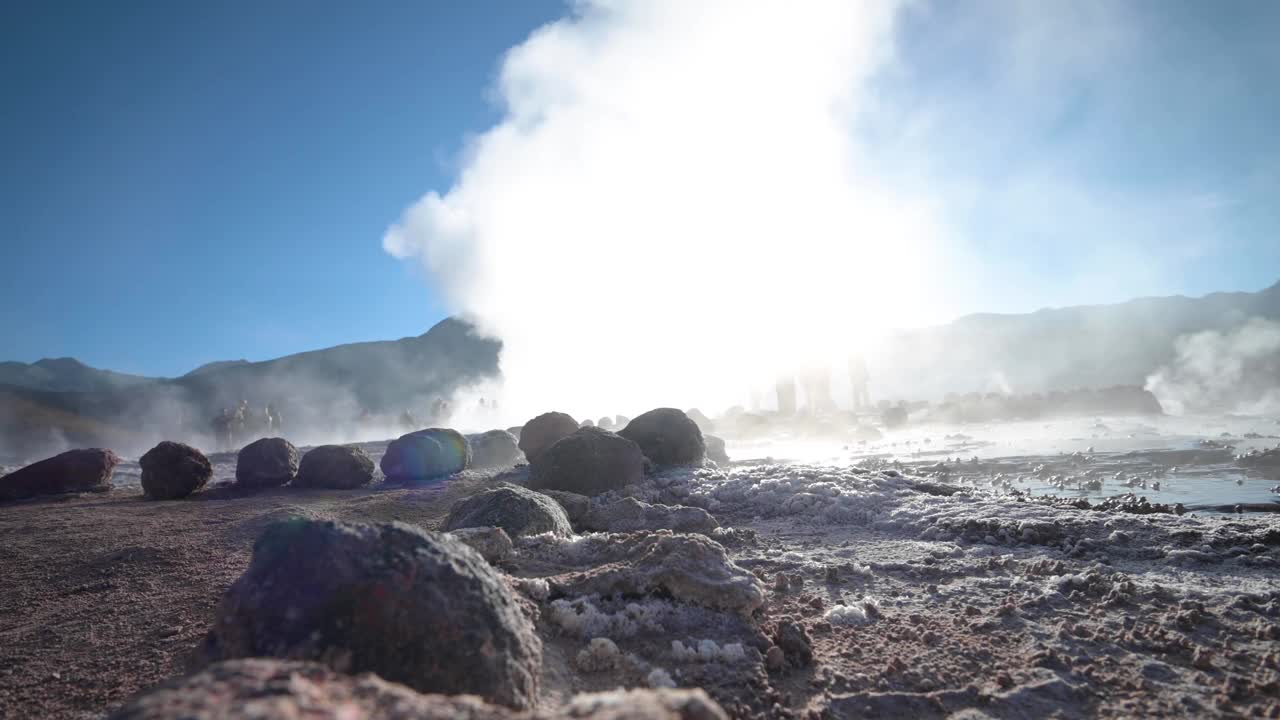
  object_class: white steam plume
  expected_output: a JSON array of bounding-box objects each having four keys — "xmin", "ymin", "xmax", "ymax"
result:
[
  {"xmin": 384, "ymin": 0, "xmax": 951, "ymax": 422},
  {"xmin": 1145, "ymin": 318, "xmax": 1280, "ymax": 416}
]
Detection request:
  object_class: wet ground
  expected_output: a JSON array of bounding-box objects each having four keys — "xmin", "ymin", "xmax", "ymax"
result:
[{"xmin": 726, "ymin": 414, "xmax": 1280, "ymax": 512}]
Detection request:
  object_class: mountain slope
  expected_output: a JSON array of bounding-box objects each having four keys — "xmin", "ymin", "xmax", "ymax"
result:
[
  {"xmin": 0, "ymin": 358, "xmax": 158, "ymax": 394},
  {"xmin": 871, "ymin": 280, "xmax": 1280, "ymax": 400},
  {"xmin": 0, "ymin": 317, "xmax": 501, "ymax": 458}
]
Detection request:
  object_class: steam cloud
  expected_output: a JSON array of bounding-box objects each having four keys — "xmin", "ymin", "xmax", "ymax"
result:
[
  {"xmin": 383, "ymin": 0, "xmax": 953, "ymax": 422},
  {"xmin": 1145, "ymin": 318, "xmax": 1280, "ymax": 416}
]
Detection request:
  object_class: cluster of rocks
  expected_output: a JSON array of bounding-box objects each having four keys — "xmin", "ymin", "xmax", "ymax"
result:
[
  {"xmin": 1, "ymin": 405, "xmax": 737, "ymax": 505},
  {"xmin": 0, "ymin": 425, "xmax": 529, "ymax": 503},
  {"xmin": 101, "ymin": 407, "xmax": 766, "ymax": 716},
  {"xmin": 123, "ymin": 515, "xmax": 731, "ymax": 717}
]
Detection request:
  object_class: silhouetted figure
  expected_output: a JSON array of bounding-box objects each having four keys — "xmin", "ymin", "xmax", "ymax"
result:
[
  {"xmin": 212, "ymin": 408, "xmax": 234, "ymax": 451},
  {"xmin": 801, "ymin": 366, "xmax": 834, "ymax": 413},
  {"xmin": 776, "ymin": 376, "xmax": 797, "ymax": 415},
  {"xmin": 230, "ymin": 400, "xmax": 251, "ymax": 447},
  {"xmin": 849, "ymin": 355, "xmax": 870, "ymax": 411}
]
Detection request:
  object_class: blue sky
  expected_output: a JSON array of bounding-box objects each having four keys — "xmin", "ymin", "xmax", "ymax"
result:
[
  {"xmin": 1, "ymin": 0, "xmax": 564, "ymax": 376},
  {"xmin": 2, "ymin": 0, "xmax": 1278, "ymax": 377}
]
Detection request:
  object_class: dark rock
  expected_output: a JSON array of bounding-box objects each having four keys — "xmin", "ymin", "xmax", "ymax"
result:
[
  {"xmin": 527, "ymin": 427, "xmax": 644, "ymax": 496},
  {"xmin": 704, "ymin": 435, "xmax": 729, "ymax": 464},
  {"xmin": 294, "ymin": 445, "xmax": 375, "ymax": 489},
  {"xmin": 380, "ymin": 428, "xmax": 471, "ymax": 483},
  {"xmin": 140, "ymin": 441, "xmax": 212, "ymax": 500},
  {"xmin": 467, "ymin": 429, "xmax": 524, "ymax": 469},
  {"xmin": 444, "ymin": 484, "xmax": 572, "ymax": 538},
  {"xmin": 773, "ymin": 619, "xmax": 813, "ymax": 666},
  {"xmin": 619, "ymin": 408, "xmax": 705, "ymax": 466},
  {"xmin": 517, "ymin": 411, "xmax": 579, "ymax": 462},
  {"xmin": 0, "ymin": 448, "xmax": 118, "ymax": 502},
  {"xmin": 580, "ymin": 497, "xmax": 719, "ymax": 535},
  {"xmin": 200, "ymin": 519, "xmax": 541, "ymax": 709},
  {"xmin": 234, "ymin": 438, "xmax": 298, "ymax": 490},
  {"xmin": 446, "ymin": 526, "xmax": 515, "ymax": 564},
  {"xmin": 540, "ymin": 489, "xmax": 591, "ymax": 524}
]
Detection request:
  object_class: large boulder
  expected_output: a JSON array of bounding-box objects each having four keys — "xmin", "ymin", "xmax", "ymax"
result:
[
  {"xmin": 109, "ymin": 658, "xmax": 727, "ymax": 720},
  {"xmin": 235, "ymin": 438, "xmax": 299, "ymax": 490},
  {"xmin": 467, "ymin": 430, "xmax": 524, "ymax": 469},
  {"xmin": 380, "ymin": 428, "xmax": 471, "ymax": 484},
  {"xmin": 444, "ymin": 485, "xmax": 572, "ymax": 538},
  {"xmin": 579, "ymin": 497, "xmax": 719, "ymax": 535},
  {"xmin": 527, "ymin": 427, "xmax": 644, "ymax": 497},
  {"xmin": 517, "ymin": 411, "xmax": 579, "ymax": 461},
  {"xmin": 140, "ymin": 441, "xmax": 212, "ymax": 500},
  {"xmin": 0, "ymin": 448, "xmax": 119, "ymax": 502},
  {"xmin": 619, "ymin": 408, "xmax": 705, "ymax": 466},
  {"xmin": 294, "ymin": 445, "xmax": 375, "ymax": 489},
  {"xmin": 200, "ymin": 519, "xmax": 541, "ymax": 709}
]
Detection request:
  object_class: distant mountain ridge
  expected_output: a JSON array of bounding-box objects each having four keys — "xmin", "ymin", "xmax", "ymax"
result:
[
  {"xmin": 873, "ymin": 280, "xmax": 1280, "ymax": 400},
  {"xmin": 0, "ymin": 317, "xmax": 501, "ymax": 458},
  {"xmin": 2, "ymin": 281, "xmax": 1277, "ymax": 458},
  {"xmin": 0, "ymin": 357, "xmax": 157, "ymax": 394}
]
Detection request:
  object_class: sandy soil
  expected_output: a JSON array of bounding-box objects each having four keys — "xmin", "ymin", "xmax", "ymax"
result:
[{"xmin": 2, "ymin": 450, "xmax": 1278, "ymax": 719}]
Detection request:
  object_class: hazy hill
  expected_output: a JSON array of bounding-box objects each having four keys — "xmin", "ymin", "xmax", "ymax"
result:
[
  {"xmin": 0, "ymin": 317, "xmax": 501, "ymax": 458},
  {"xmin": 0, "ymin": 357, "xmax": 157, "ymax": 394},
  {"xmin": 3, "ymin": 282, "xmax": 1278, "ymax": 459},
  {"xmin": 871, "ymin": 280, "xmax": 1280, "ymax": 401}
]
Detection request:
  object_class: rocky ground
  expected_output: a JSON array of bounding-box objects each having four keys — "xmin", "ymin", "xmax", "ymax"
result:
[{"xmin": 1, "ymin": 447, "xmax": 1279, "ymax": 718}]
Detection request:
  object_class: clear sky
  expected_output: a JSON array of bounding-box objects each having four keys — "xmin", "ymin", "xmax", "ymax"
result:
[{"xmin": 3, "ymin": 0, "xmax": 1278, "ymax": 378}]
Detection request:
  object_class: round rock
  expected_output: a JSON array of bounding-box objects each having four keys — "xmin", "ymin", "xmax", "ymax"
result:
[
  {"xmin": 467, "ymin": 429, "xmax": 524, "ymax": 469},
  {"xmin": 0, "ymin": 448, "xmax": 119, "ymax": 502},
  {"xmin": 618, "ymin": 408, "xmax": 706, "ymax": 466},
  {"xmin": 200, "ymin": 519, "xmax": 541, "ymax": 709},
  {"xmin": 527, "ymin": 427, "xmax": 644, "ymax": 497},
  {"xmin": 704, "ymin": 435, "xmax": 730, "ymax": 465},
  {"xmin": 380, "ymin": 428, "xmax": 471, "ymax": 483},
  {"xmin": 235, "ymin": 437, "xmax": 299, "ymax": 489},
  {"xmin": 140, "ymin": 441, "xmax": 212, "ymax": 500},
  {"xmin": 516, "ymin": 411, "xmax": 579, "ymax": 462},
  {"xmin": 444, "ymin": 484, "xmax": 572, "ymax": 538},
  {"xmin": 294, "ymin": 445, "xmax": 375, "ymax": 489}
]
